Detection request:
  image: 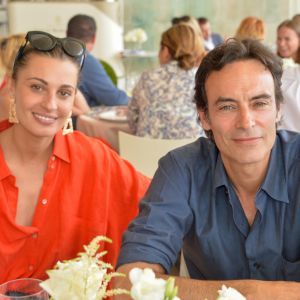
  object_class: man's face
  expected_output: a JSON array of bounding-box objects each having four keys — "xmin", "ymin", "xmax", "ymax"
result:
[
  {"xmin": 199, "ymin": 22, "xmax": 211, "ymax": 40},
  {"xmin": 199, "ymin": 59, "xmax": 279, "ymax": 168}
]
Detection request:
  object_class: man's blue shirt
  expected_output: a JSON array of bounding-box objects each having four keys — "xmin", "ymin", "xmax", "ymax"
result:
[
  {"xmin": 118, "ymin": 130, "xmax": 300, "ymax": 281},
  {"xmin": 79, "ymin": 53, "xmax": 128, "ymax": 107}
]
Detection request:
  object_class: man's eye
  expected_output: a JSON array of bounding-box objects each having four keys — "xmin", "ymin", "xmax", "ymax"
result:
[
  {"xmin": 219, "ymin": 105, "xmax": 235, "ymax": 111},
  {"xmin": 254, "ymin": 101, "xmax": 268, "ymax": 108}
]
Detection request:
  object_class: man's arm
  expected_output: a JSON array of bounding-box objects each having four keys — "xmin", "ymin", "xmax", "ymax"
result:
[{"xmin": 114, "ymin": 262, "xmax": 300, "ymax": 300}]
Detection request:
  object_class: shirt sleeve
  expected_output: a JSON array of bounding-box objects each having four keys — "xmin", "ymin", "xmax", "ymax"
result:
[
  {"xmin": 117, "ymin": 151, "xmax": 194, "ymax": 273},
  {"xmin": 79, "ymin": 55, "xmax": 128, "ymax": 107},
  {"xmin": 102, "ymin": 148, "xmax": 151, "ymax": 267}
]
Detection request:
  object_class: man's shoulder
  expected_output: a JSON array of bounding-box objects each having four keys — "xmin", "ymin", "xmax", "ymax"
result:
[
  {"xmin": 166, "ymin": 137, "xmax": 217, "ymax": 167},
  {"xmin": 211, "ymin": 33, "xmax": 223, "ymax": 44}
]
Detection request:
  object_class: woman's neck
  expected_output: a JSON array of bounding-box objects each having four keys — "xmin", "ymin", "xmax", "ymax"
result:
[{"xmin": 1, "ymin": 124, "xmax": 54, "ymax": 163}]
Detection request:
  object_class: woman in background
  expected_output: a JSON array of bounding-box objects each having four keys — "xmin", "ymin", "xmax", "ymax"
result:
[
  {"xmin": 277, "ymin": 19, "xmax": 300, "ymax": 66},
  {"xmin": 128, "ymin": 23, "xmax": 205, "ymax": 139},
  {"xmin": 0, "ymin": 34, "xmax": 25, "ymax": 121},
  {"xmin": 0, "ymin": 31, "xmax": 149, "ymax": 283},
  {"xmin": 234, "ymin": 16, "xmax": 265, "ymax": 41}
]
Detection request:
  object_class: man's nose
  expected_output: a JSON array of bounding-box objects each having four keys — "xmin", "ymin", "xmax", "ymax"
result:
[{"xmin": 237, "ymin": 107, "xmax": 255, "ymax": 129}]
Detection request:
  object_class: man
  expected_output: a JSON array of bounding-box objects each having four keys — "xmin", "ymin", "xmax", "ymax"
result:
[
  {"xmin": 198, "ymin": 17, "xmax": 223, "ymax": 50},
  {"xmin": 115, "ymin": 39, "xmax": 300, "ymax": 299},
  {"xmin": 67, "ymin": 14, "xmax": 128, "ymax": 107}
]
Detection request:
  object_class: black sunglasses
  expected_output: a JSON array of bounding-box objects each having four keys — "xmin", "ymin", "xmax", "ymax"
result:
[{"xmin": 14, "ymin": 31, "xmax": 86, "ymax": 69}]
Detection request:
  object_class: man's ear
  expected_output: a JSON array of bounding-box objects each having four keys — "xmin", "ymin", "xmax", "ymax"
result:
[
  {"xmin": 276, "ymin": 106, "xmax": 282, "ymax": 123},
  {"xmin": 198, "ymin": 110, "xmax": 211, "ymax": 130}
]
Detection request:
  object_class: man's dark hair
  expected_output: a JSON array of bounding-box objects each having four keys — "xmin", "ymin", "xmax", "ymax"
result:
[
  {"xmin": 197, "ymin": 17, "xmax": 208, "ymax": 25},
  {"xmin": 194, "ymin": 38, "xmax": 283, "ymax": 139},
  {"xmin": 67, "ymin": 14, "xmax": 96, "ymax": 44}
]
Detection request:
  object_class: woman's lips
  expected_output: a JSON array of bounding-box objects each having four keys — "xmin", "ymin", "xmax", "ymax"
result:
[{"xmin": 33, "ymin": 112, "xmax": 57, "ymax": 125}]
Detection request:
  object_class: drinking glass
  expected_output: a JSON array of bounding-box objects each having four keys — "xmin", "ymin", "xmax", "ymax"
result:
[{"xmin": 0, "ymin": 278, "xmax": 48, "ymax": 300}]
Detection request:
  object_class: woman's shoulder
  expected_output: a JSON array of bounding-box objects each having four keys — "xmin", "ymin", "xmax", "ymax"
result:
[{"xmin": 63, "ymin": 130, "xmax": 116, "ymax": 160}]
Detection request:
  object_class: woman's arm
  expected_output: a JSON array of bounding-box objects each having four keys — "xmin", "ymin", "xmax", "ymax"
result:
[{"xmin": 72, "ymin": 89, "xmax": 90, "ymax": 116}]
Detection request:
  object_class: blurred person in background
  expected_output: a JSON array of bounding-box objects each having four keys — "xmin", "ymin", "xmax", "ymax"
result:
[
  {"xmin": 277, "ymin": 19, "xmax": 300, "ymax": 67},
  {"xmin": 197, "ymin": 17, "xmax": 223, "ymax": 51},
  {"xmin": 171, "ymin": 15, "xmax": 203, "ymax": 38},
  {"xmin": 127, "ymin": 23, "xmax": 206, "ymax": 139},
  {"xmin": 234, "ymin": 16, "xmax": 265, "ymax": 41},
  {"xmin": 0, "ymin": 33, "xmax": 25, "ymax": 122},
  {"xmin": 67, "ymin": 14, "xmax": 128, "ymax": 107}
]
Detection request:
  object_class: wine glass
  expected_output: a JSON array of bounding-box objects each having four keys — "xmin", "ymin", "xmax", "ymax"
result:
[{"xmin": 0, "ymin": 278, "xmax": 48, "ymax": 300}]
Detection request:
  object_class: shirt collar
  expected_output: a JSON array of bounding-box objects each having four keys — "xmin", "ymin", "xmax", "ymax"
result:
[
  {"xmin": 213, "ymin": 153, "xmax": 230, "ymax": 189},
  {"xmin": 213, "ymin": 135, "xmax": 289, "ymax": 203},
  {"xmin": 53, "ymin": 130, "xmax": 71, "ymax": 163},
  {"xmin": 260, "ymin": 136, "xmax": 289, "ymax": 203}
]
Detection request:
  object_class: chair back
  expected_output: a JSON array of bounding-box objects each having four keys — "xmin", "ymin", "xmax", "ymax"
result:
[{"xmin": 118, "ymin": 131, "xmax": 196, "ymax": 177}]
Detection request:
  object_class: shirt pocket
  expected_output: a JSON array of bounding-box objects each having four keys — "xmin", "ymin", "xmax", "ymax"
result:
[{"xmin": 282, "ymin": 258, "xmax": 300, "ymax": 281}]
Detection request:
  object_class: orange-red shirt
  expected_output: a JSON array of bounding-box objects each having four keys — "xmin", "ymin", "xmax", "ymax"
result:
[{"xmin": 0, "ymin": 120, "xmax": 150, "ymax": 283}]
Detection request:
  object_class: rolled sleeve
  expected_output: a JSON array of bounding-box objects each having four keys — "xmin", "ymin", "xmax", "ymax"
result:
[{"xmin": 117, "ymin": 151, "xmax": 193, "ymax": 273}]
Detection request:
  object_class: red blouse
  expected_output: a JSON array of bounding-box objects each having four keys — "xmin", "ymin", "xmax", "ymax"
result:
[{"xmin": 0, "ymin": 120, "xmax": 150, "ymax": 283}]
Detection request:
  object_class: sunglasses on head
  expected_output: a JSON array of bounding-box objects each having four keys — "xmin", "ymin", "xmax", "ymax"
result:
[{"xmin": 14, "ymin": 31, "xmax": 86, "ymax": 69}]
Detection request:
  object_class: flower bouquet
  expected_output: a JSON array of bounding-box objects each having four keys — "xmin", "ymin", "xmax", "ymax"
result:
[
  {"xmin": 124, "ymin": 28, "xmax": 148, "ymax": 51},
  {"xmin": 40, "ymin": 236, "xmax": 129, "ymax": 300},
  {"xmin": 40, "ymin": 235, "xmax": 246, "ymax": 300}
]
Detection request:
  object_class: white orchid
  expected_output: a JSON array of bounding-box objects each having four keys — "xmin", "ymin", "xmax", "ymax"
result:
[
  {"xmin": 129, "ymin": 268, "xmax": 180, "ymax": 300},
  {"xmin": 217, "ymin": 285, "xmax": 246, "ymax": 300},
  {"xmin": 40, "ymin": 236, "xmax": 129, "ymax": 300},
  {"xmin": 124, "ymin": 28, "xmax": 148, "ymax": 44}
]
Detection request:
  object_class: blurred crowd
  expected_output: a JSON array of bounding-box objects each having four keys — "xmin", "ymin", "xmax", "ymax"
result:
[{"xmin": 1, "ymin": 13, "xmax": 300, "ymax": 137}]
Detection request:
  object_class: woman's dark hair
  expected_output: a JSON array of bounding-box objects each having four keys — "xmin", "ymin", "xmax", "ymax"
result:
[{"xmin": 194, "ymin": 38, "xmax": 283, "ymax": 139}]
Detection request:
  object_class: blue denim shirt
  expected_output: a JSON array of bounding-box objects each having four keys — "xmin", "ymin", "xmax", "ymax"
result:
[
  {"xmin": 79, "ymin": 53, "xmax": 128, "ymax": 107},
  {"xmin": 118, "ymin": 130, "xmax": 300, "ymax": 281}
]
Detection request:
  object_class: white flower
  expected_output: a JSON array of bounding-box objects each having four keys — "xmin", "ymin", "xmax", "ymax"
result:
[
  {"xmin": 40, "ymin": 236, "xmax": 129, "ymax": 300},
  {"xmin": 217, "ymin": 285, "xmax": 246, "ymax": 300},
  {"xmin": 129, "ymin": 268, "xmax": 180, "ymax": 300},
  {"xmin": 124, "ymin": 28, "xmax": 148, "ymax": 44}
]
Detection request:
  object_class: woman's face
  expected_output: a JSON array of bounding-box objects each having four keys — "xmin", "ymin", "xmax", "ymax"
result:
[
  {"xmin": 277, "ymin": 26, "xmax": 300, "ymax": 60},
  {"xmin": 11, "ymin": 53, "xmax": 78, "ymax": 138}
]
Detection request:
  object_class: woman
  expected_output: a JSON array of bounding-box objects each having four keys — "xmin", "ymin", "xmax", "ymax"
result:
[
  {"xmin": 0, "ymin": 34, "xmax": 25, "ymax": 122},
  {"xmin": 277, "ymin": 19, "xmax": 300, "ymax": 65},
  {"xmin": 0, "ymin": 31, "xmax": 149, "ymax": 283},
  {"xmin": 128, "ymin": 23, "xmax": 206, "ymax": 139},
  {"xmin": 234, "ymin": 16, "xmax": 265, "ymax": 41},
  {"xmin": 0, "ymin": 33, "xmax": 90, "ymax": 123}
]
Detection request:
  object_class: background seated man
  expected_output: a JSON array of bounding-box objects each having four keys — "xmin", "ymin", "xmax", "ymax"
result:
[
  {"xmin": 197, "ymin": 17, "xmax": 223, "ymax": 50},
  {"xmin": 115, "ymin": 39, "xmax": 300, "ymax": 299},
  {"xmin": 67, "ymin": 14, "xmax": 128, "ymax": 107}
]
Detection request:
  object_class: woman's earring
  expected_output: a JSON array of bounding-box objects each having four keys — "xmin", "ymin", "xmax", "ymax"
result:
[
  {"xmin": 62, "ymin": 113, "xmax": 73, "ymax": 135},
  {"xmin": 8, "ymin": 98, "xmax": 19, "ymax": 124}
]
